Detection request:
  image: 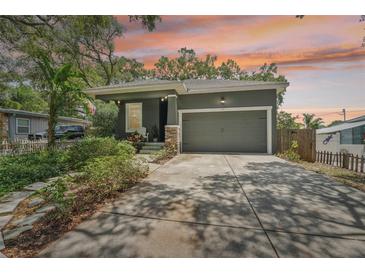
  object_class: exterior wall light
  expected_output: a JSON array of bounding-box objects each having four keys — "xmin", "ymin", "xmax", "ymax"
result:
[
  {"xmin": 161, "ymin": 98, "xmax": 164, "ymax": 102},
  {"xmin": 220, "ymin": 97, "xmax": 225, "ymax": 104}
]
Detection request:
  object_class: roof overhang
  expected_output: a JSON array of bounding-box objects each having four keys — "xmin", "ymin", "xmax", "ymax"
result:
[
  {"xmin": 316, "ymin": 120, "xmax": 365, "ymax": 134},
  {"xmin": 85, "ymin": 81, "xmax": 289, "ymax": 99},
  {"xmin": 86, "ymin": 81, "xmax": 186, "ymax": 98}
]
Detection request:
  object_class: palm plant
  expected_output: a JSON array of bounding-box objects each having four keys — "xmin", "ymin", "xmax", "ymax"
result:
[{"xmin": 302, "ymin": 113, "xmax": 324, "ymax": 129}]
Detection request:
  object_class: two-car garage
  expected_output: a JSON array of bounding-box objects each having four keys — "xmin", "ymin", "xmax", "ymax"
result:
[{"xmin": 179, "ymin": 107, "xmax": 272, "ymax": 154}]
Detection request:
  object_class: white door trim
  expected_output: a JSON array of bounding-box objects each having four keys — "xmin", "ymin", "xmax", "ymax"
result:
[{"xmin": 178, "ymin": 106, "xmax": 273, "ymax": 154}]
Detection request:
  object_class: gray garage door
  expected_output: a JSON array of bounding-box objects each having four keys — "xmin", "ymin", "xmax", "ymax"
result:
[{"xmin": 182, "ymin": 110, "xmax": 267, "ymax": 153}]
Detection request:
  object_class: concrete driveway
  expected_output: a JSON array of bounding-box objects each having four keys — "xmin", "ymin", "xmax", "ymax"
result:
[{"xmin": 41, "ymin": 154, "xmax": 365, "ymax": 257}]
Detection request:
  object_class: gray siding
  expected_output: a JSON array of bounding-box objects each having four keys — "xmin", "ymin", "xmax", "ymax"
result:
[
  {"xmin": 8, "ymin": 114, "xmax": 88, "ymax": 140},
  {"xmin": 178, "ymin": 89, "xmax": 277, "ymax": 153},
  {"xmin": 116, "ymin": 98, "xmax": 160, "ymax": 140}
]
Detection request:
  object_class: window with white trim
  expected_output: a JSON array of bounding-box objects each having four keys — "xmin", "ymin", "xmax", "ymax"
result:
[
  {"xmin": 125, "ymin": 103, "xmax": 142, "ymax": 132},
  {"xmin": 16, "ymin": 118, "xmax": 30, "ymax": 134}
]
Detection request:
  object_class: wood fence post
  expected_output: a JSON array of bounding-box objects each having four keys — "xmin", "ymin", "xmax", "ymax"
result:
[
  {"xmin": 355, "ymin": 155, "xmax": 359, "ymax": 172},
  {"xmin": 361, "ymin": 156, "xmax": 364, "ymax": 173}
]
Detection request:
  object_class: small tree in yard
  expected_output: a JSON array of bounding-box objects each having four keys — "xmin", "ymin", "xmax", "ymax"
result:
[
  {"xmin": 277, "ymin": 111, "xmax": 302, "ymax": 129},
  {"xmin": 36, "ymin": 54, "xmax": 87, "ymax": 147},
  {"xmin": 303, "ymin": 113, "xmax": 325, "ymax": 129}
]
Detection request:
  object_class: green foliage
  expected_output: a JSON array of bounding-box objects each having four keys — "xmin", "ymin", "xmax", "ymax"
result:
[
  {"xmin": 0, "ymin": 150, "xmax": 69, "ymax": 197},
  {"xmin": 0, "ymin": 85, "xmax": 48, "ymax": 112},
  {"xmin": 303, "ymin": 113, "xmax": 325, "ymax": 129},
  {"xmin": 41, "ymin": 178, "xmax": 75, "ymax": 216},
  {"xmin": 277, "ymin": 140, "xmax": 301, "ymax": 162},
  {"xmin": 277, "ymin": 111, "xmax": 302, "ymax": 129},
  {"xmin": 81, "ymin": 155, "xmax": 148, "ymax": 200},
  {"xmin": 152, "ymin": 145, "xmax": 176, "ymax": 163},
  {"xmin": 91, "ymin": 100, "xmax": 118, "ymax": 137},
  {"xmin": 0, "ymin": 137, "xmax": 136, "ymax": 197},
  {"xmin": 66, "ymin": 137, "xmax": 135, "ymax": 170}
]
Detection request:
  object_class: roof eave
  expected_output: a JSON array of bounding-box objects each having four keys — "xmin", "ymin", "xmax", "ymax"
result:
[
  {"xmin": 86, "ymin": 82, "xmax": 187, "ymax": 97},
  {"xmin": 185, "ymin": 82, "xmax": 289, "ymax": 94}
]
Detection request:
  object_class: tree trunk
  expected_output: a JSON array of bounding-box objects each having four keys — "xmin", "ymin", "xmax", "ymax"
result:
[{"xmin": 48, "ymin": 90, "xmax": 57, "ymax": 148}]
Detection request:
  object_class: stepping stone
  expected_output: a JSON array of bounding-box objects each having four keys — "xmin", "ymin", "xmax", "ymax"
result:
[
  {"xmin": 12, "ymin": 212, "xmax": 46, "ymax": 227},
  {"xmin": 0, "ymin": 233, "xmax": 4, "ymax": 250},
  {"xmin": 24, "ymin": 182, "xmax": 49, "ymax": 191},
  {"xmin": 0, "ymin": 192, "xmax": 31, "ymax": 215},
  {"xmin": 0, "ymin": 215, "xmax": 12, "ymax": 229},
  {"xmin": 28, "ymin": 197, "xmax": 45, "ymax": 208},
  {"xmin": 36, "ymin": 205, "xmax": 56, "ymax": 213},
  {"xmin": 3, "ymin": 225, "xmax": 32, "ymax": 241}
]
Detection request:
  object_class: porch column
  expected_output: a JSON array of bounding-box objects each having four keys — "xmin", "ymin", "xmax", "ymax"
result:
[
  {"xmin": 165, "ymin": 94, "xmax": 180, "ymax": 154},
  {"xmin": 167, "ymin": 94, "xmax": 178, "ymax": 125}
]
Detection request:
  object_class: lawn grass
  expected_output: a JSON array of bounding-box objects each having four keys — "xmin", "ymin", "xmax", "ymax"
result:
[{"xmin": 297, "ymin": 160, "xmax": 365, "ymax": 192}]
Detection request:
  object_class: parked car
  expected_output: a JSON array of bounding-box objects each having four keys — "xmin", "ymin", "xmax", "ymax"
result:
[{"xmin": 28, "ymin": 125, "xmax": 85, "ymax": 140}]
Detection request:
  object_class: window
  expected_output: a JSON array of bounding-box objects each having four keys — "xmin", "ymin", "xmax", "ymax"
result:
[
  {"xmin": 16, "ymin": 118, "xmax": 30, "ymax": 134},
  {"xmin": 340, "ymin": 126, "xmax": 365, "ymax": 144},
  {"xmin": 125, "ymin": 103, "xmax": 142, "ymax": 132}
]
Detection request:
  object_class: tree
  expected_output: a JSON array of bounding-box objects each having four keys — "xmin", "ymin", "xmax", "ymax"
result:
[
  {"xmin": 152, "ymin": 48, "xmax": 288, "ymax": 106},
  {"xmin": 37, "ymin": 54, "xmax": 86, "ymax": 147},
  {"xmin": 0, "ymin": 85, "xmax": 48, "ymax": 112},
  {"xmin": 327, "ymin": 120, "xmax": 343, "ymax": 127},
  {"xmin": 91, "ymin": 100, "xmax": 119, "ymax": 137},
  {"xmin": 277, "ymin": 111, "xmax": 302, "ymax": 129},
  {"xmin": 302, "ymin": 113, "xmax": 324, "ymax": 129},
  {"xmin": 0, "ymin": 15, "xmax": 161, "ymax": 146}
]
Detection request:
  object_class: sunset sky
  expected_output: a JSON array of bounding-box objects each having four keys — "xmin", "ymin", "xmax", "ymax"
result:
[{"xmin": 115, "ymin": 16, "xmax": 365, "ymax": 124}]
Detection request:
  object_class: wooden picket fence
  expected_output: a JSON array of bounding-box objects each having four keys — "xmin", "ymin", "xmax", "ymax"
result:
[
  {"xmin": 0, "ymin": 139, "xmax": 77, "ymax": 156},
  {"xmin": 316, "ymin": 151, "xmax": 365, "ymax": 173}
]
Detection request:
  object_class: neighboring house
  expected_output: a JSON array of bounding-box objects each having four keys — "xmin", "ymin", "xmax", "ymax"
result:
[
  {"xmin": 0, "ymin": 108, "xmax": 90, "ymax": 141},
  {"xmin": 316, "ymin": 115, "xmax": 365, "ymax": 156},
  {"xmin": 86, "ymin": 79, "xmax": 289, "ymax": 154}
]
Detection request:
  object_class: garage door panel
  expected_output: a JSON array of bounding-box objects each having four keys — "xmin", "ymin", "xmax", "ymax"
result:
[{"xmin": 182, "ymin": 111, "xmax": 267, "ymax": 153}]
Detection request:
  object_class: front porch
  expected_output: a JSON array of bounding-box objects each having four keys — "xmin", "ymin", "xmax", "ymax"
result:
[{"xmin": 93, "ymin": 87, "xmax": 181, "ymax": 153}]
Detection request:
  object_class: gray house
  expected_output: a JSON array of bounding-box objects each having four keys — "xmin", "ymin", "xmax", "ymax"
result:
[
  {"xmin": 0, "ymin": 108, "xmax": 90, "ymax": 141},
  {"xmin": 87, "ymin": 79, "xmax": 289, "ymax": 154}
]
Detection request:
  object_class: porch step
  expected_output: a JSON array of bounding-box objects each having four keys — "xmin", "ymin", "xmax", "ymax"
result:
[
  {"xmin": 139, "ymin": 149, "xmax": 162, "ymax": 154},
  {"xmin": 139, "ymin": 142, "xmax": 165, "ymax": 154},
  {"xmin": 143, "ymin": 142, "xmax": 164, "ymax": 147}
]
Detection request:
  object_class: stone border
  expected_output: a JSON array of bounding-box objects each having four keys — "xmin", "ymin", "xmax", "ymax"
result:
[{"xmin": 0, "ymin": 181, "xmax": 52, "ymax": 257}]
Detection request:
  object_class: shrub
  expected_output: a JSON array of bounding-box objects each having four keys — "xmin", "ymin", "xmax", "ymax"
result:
[
  {"xmin": 127, "ymin": 131, "xmax": 144, "ymax": 152},
  {"xmin": 277, "ymin": 140, "xmax": 300, "ymax": 162},
  {"xmin": 66, "ymin": 137, "xmax": 135, "ymax": 170},
  {"xmin": 91, "ymin": 100, "xmax": 118, "ymax": 137},
  {"xmin": 152, "ymin": 144, "xmax": 177, "ymax": 163},
  {"xmin": 41, "ymin": 177, "xmax": 75, "ymax": 217},
  {"xmin": 82, "ymin": 155, "xmax": 148, "ymax": 195},
  {"xmin": 0, "ymin": 150, "xmax": 69, "ymax": 197}
]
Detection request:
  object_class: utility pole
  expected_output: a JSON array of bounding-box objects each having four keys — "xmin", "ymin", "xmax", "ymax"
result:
[{"xmin": 342, "ymin": 108, "xmax": 346, "ymax": 121}]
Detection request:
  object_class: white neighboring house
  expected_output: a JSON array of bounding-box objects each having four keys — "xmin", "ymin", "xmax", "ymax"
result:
[{"xmin": 316, "ymin": 115, "xmax": 365, "ymax": 157}]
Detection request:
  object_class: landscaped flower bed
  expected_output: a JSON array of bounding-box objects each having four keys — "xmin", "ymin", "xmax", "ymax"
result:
[{"xmin": 0, "ymin": 137, "xmax": 149, "ymax": 257}]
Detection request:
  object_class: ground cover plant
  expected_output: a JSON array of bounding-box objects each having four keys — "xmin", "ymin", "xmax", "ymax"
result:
[{"xmin": 1, "ymin": 137, "xmax": 148, "ymax": 257}]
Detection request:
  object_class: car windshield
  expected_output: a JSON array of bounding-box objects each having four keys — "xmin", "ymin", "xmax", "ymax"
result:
[{"xmin": 55, "ymin": 126, "xmax": 68, "ymax": 132}]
